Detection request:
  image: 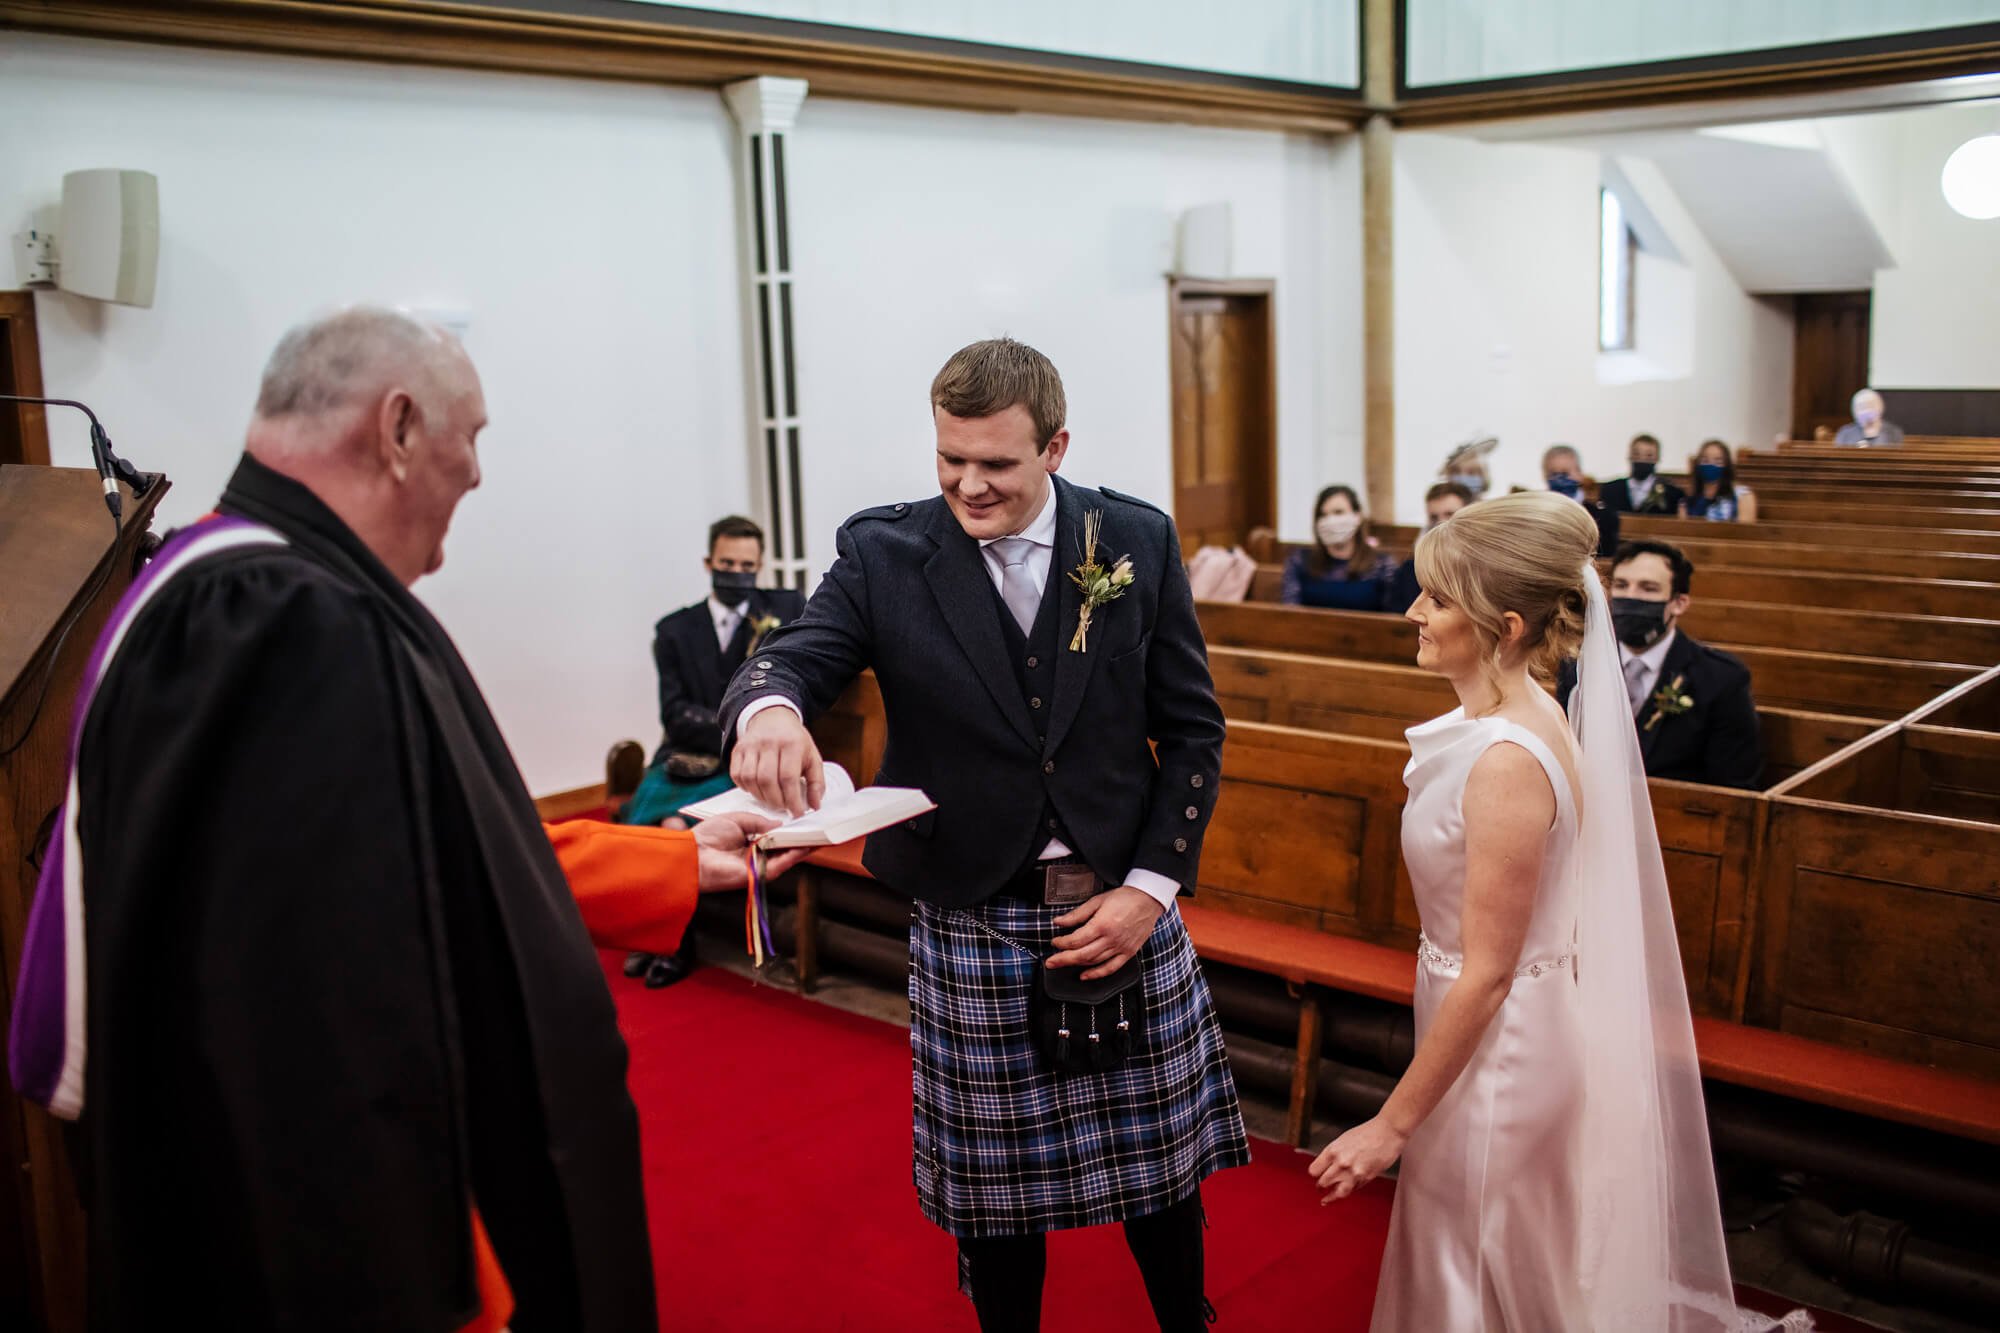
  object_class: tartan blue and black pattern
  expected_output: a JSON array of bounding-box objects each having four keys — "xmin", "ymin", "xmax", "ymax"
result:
[{"xmin": 910, "ymin": 896, "xmax": 1251, "ymax": 1238}]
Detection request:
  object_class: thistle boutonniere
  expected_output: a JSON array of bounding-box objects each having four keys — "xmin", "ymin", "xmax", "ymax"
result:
[
  {"xmin": 745, "ymin": 613, "xmax": 782, "ymax": 658},
  {"xmin": 1068, "ymin": 510, "xmax": 1135, "ymax": 653},
  {"xmin": 1645, "ymin": 673, "xmax": 1693, "ymax": 731}
]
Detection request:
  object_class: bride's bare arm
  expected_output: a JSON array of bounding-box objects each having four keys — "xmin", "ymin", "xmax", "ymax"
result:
[{"xmin": 1311, "ymin": 741, "xmax": 1554, "ymax": 1201}]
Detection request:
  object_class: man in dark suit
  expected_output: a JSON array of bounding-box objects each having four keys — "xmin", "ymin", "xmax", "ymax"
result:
[
  {"xmin": 722, "ymin": 339, "xmax": 1248, "ymax": 1332},
  {"xmin": 1542, "ymin": 443, "xmax": 1621, "ymax": 557},
  {"xmin": 1559, "ymin": 539, "xmax": 1762, "ymax": 789},
  {"xmin": 623, "ymin": 514, "xmax": 804, "ymax": 987},
  {"xmin": 1598, "ymin": 433, "xmax": 1687, "ymax": 516}
]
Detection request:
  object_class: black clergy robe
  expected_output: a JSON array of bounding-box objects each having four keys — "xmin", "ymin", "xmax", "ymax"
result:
[{"xmin": 73, "ymin": 456, "xmax": 657, "ymax": 1331}]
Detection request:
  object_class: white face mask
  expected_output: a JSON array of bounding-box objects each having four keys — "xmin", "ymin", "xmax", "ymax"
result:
[{"xmin": 1315, "ymin": 512, "xmax": 1362, "ymax": 548}]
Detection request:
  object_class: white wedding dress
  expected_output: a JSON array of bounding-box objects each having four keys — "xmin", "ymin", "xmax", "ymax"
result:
[
  {"xmin": 1371, "ymin": 708, "xmax": 1589, "ymax": 1330},
  {"xmin": 1368, "ymin": 569, "xmax": 1799, "ymax": 1333}
]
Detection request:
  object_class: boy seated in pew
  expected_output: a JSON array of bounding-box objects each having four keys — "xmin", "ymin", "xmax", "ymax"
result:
[
  {"xmin": 1385, "ymin": 480, "xmax": 1471, "ymax": 613},
  {"xmin": 622, "ymin": 514, "xmax": 805, "ymax": 987},
  {"xmin": 1558, "ymin": 539, "xmax": 1762, "ymax": 789}
]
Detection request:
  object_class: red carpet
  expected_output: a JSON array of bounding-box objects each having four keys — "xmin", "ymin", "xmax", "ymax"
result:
[
  {"xmin": 606, "ymin": 956, "xmax": 1391, "ymax": 1331},
  {"xmin": 606, "ymin": 956, "xmax": 1873, "ymax": 1332}
]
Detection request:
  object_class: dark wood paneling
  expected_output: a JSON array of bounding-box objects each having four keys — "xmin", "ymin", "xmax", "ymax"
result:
[
  {"xmin": 1169, "ymin": 280, "xmax": 1277, "ymax": 557},
  {"xmin": 1873, "ymin": 389, "xmax": 2000, "ymax": 439},
  {"xmin": 0, "ymin": 292, "xmax": 48, "ymax": 467},
  {"xmin": 1792, "ymin": 291, "xmax": 1870, "ymax": 441}
]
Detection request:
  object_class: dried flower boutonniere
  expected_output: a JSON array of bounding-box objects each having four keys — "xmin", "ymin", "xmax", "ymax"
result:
[
  {"xmin": 1068, "ymin": 510, "xmax": 1135, "ymax": 653},
  {"xmin": 1644, "ymin": 674, "xmax": 1693, "ymax": 732},
  {"xmin": 745, "ymin": 613, "xmax": 782, "ymax": 658}
]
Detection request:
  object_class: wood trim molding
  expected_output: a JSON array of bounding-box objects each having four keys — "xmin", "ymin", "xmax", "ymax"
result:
[
  {"xmin": 0, "ymin": 0, "xmax": 1364, "ymax": 133},
  {"xmin": 0, "ymin": 293, "xmax": 49, "ymax": 467},
  {"xmin": 1391, "ymin": 32, "xmax": 2000, "ymax": 127}
]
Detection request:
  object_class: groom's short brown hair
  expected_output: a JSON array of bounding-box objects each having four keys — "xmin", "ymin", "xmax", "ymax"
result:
[{"xmin": 930, "ymin": 338, "xmax": 1067, "ymax": 452}]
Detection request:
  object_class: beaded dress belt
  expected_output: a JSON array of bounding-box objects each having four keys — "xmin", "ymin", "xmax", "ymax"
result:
[{"xmin": 1417, "ymin": 933, "xmax": 1575, "ymax": 979}]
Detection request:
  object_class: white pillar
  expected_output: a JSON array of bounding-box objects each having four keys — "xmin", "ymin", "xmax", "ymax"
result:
[{"xmin": 723, "ymin": 76, "xmax": 811, "ymax": 592}]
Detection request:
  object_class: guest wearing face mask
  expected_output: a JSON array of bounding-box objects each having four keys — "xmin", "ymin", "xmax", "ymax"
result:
[
  {"xmin": 1280, "ymin": 484, "xmax": 1400, "ymax": 610},
  {"xmin": 1556, "ymin": 540, "xmax": 1762, "ymax": 789},
  {"xmin": 624, "ymin": 514, "xmax": 806, "ymax": 986},
  {"xmin": 1599, "ymin": 433, "xmax": 1686, "ymax": 516},
  {"xmin": 1834, "ymin": 389, "xmax": 1904, "ymax": 446},
  {"xmin": 1385, "ymin": 480, "xmax": 1471, "ymax": 613},
  {"xmin": 1440, "ymin": 436, "xmax": 1496, "ymax": 501},
  {"xmin": 1681, "ymin": 439, "xmax": 1757, "ymax": 523},
  {"xmin": 1541, "ymin": 444, "xmax": 1621, "ymax": 557}
]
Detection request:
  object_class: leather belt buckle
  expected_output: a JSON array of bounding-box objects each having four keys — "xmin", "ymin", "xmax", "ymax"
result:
[{"xmin": 1041, "ymin": 862, "xmax": 1100, "ymax": 908}]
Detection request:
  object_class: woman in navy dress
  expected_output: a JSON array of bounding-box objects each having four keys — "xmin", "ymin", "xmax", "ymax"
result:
[
  {"xmin": 1280, "ymin": 484, "xmax": 1400, "ymax": 610},
  {"xmin": 1681, "ymin": 439, "xmax": 1758, "ymax": 523}
]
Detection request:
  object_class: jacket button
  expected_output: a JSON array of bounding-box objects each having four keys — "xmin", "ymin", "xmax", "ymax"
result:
[
  {"xmin": 1184, "ymin": 806, "xmax": 1199, "ymax": 820},
  {"xmin": 1043, "ymin": 760, "xmax": 1056, "ymax": 775},
  {"xmin": 1026, "ymin": 656, "xmax": 1039, "ymax": 669},
  {"xmin": 757, "ymin": 660, "xmax": 774, "ymax": 669},
  {"xmin": 1173, "ymin": 838, "xmax": 1188, "ymax": 853},
  {"xmin": 1030, "ymin": 697, "xmax": 1042, "ymax": 710},
  {"xmin": 894, "ymin": 503, "xmax": 907, "ymax": 512},
  {"xmin": 1190, "ymin": 774, "xmax": 1204, "ymax": 789},
  {"xmin": 906, "ymin": 819, "xmax": 918, "ymax": 831},
  {"xmin": 1048, "ymin": 818, "xmax": 1060, "ymax": 831}
]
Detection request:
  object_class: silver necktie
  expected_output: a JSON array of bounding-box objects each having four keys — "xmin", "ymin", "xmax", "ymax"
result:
[
  {"xmin": 990, "ymin": 537, "xmax": 1040, "ymax": 637},
  {"xmin": 1624, "ymin": 656, "xmax": 1650, "ymax": 715}
]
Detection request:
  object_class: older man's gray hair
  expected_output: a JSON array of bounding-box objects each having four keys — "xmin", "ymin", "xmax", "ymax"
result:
[{"xmin": 254, "ymin": 306, "xmax": 456, "ymax": 421}]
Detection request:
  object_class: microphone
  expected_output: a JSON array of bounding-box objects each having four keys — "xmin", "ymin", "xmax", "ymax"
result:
[{"xmin": 0, "ymin": 394, "xmax": 159, "ymax": 523}]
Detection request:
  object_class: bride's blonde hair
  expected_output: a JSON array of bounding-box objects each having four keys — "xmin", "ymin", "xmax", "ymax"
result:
[{"xmin": 1413, "ymin": 490, "xmax": 1596, "ymax": 705}]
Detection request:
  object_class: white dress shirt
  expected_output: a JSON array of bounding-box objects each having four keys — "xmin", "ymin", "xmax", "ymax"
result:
[
  {"xmin": 739, "ymin": 483, "xmax": 1180, "ymax": 912},
  {"xmin": 1620, "ymin": 626, "xmax": 1678, "ymax": 712},
  {"xmin": 708, "ymin": 595, "xmax": 745, "ymax": 653},
  {"xmin": 1625, "ymin": 475, "xmax": 1656, "ymax": 508}
]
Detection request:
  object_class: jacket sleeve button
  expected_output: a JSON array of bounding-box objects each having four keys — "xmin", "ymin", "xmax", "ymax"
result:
[
  {"xmin": 1190, "ymin": 774, "xmax": 1204, "ymax": 788},
  {"xmin": 1173, "ymin": 838, "xmax": 1188, "ymax": 853},
  {"xmin": 1184, "ymin": 806, "xmax": 1199, "ymax": 820}
]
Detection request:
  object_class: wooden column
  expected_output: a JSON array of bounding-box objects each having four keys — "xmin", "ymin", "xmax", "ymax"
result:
[
  {"xmin": 1287, "ymin": 986, "xmax": 1325, "ymax": 1149},
  {"xmin": 1361, "ymin": 0, "xmax": 1397, "ymax": 522}
]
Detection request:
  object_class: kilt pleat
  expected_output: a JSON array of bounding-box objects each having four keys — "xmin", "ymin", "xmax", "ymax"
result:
[{"xmin": 909, "ymin": 896, "xmax": 1251, "ymax": 1238}]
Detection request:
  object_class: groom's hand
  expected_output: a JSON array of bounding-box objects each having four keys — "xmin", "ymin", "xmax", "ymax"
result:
[
  {"xmin": 732, "ymin": 706, "xmax": 826, "ymax": 818},
  {"xmin": 1049, "ymin": 887, "xmax": 1164, "ymax": 980}
]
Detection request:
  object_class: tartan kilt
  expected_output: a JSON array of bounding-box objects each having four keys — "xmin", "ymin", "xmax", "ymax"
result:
[{"xmin": 909, "ymin": 895, "xmax": 1251, "ymax": 1238}]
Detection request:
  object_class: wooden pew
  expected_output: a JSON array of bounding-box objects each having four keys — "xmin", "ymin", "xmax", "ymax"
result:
[
  {"xmin": 1663, "ymin": 538, "xmax": 2000, "ymax": 585},
  {"xmin": 1755, "ymin": 501, "xmax": 2000, "ymax": 532},
  {"xmin": 1197, "ymin": 601, "xmax": 1981, "ymax": 717},
  {"xmin": 1240, "ymin": 564, "xmax": 1992, "ymax": 660},
  {"xmin": 1748, "ymin": 485, "xmax": 2000, "ymax": 511},
  {"xmin": 1754, "ymin": 665, "xmax": 2000, "ymax": 1081},
  {"xmin": 1625, "ymin": 514, "xmax": 2000, "ymax": 557}
]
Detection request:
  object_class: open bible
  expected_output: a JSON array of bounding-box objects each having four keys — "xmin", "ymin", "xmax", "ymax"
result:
[{"xmin": 681, "ymin": 763, "xmax": 935, "ymax": 849}]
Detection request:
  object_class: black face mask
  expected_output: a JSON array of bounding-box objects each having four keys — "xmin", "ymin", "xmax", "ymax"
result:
[
  {"xmin": 1610, "ymin": 596, "xmax": 1670, "ymax": 649},
  {"xmin": 1629, "ymin": 460, "xmax": 1656, "ymax": 481},
  {"xmin": 711, "ymin": 570, "xmax": 757, "ymax": 608}
]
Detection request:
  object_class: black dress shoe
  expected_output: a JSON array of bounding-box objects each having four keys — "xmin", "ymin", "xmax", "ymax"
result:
[
  {"xmin": 643, "ymin": 953, "xmax": 695, "ymax": 988},
  {"xmin": 623, "ymin": 951, "xmax": 653, "ymax": 978}
]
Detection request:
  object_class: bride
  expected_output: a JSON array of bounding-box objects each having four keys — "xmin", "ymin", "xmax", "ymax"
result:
[{"xmin": 1309, "ymin": 491, "xmax": 1795, "ymax": 1331}]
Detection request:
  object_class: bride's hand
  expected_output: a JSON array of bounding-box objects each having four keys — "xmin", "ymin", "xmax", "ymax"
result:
[{"xmin": 1310, "ymin": 1117, "xmax": 1407, "ymax": 1204}]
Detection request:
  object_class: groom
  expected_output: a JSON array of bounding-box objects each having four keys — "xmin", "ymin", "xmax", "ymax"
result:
[{"xmin": 722, "ymin": 338, "xmax": 1247, "ymax": 1331}]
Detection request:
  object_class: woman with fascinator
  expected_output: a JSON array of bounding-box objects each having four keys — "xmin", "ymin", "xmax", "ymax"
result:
[{"xmin": 1308, "ymin": 491, "xmax": 1803, "ymax": 1331}]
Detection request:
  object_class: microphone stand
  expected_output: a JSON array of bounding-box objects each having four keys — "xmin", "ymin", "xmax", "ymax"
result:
[{"xmin": 0, "ymin": 393, "xmax": 160, "ymax": 522}]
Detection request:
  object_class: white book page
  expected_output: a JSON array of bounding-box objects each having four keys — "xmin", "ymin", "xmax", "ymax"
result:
[
  {"xmin": 758, "ymin": 787, "xmax": 937, "ymax": 848},
  {"xmin": 680, "ymin": 763, "xmax": 856, "ymax": 823}
]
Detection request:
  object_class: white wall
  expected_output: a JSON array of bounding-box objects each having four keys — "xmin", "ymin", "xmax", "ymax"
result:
[
  {"xmin": 2, "ymin": 33, "xmax": 1363, "ymax": 792},
  {"xmin": 1838, "ymin": 102, "xmax": 2000, "ymax": 389},
  {"xmin": 788, "ymin": 99, "xmax": 1362, "ymax": 556},
  {"xmin": 0, "ymin": 33, "xmax": 748, "ymax": 794},
  {"xmin": 1391, "ymin": 130, "xmax": 1793, "ymax": 520}
]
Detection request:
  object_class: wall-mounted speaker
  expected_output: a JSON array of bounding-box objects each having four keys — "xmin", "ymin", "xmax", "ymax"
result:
[{"xmin": 60, "ymin": 169, "xmax": 158, "ymax": 308}]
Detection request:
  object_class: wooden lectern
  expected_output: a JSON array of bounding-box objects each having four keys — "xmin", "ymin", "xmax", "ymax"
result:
[{"xmin": 1, "ymin": 464, "xmax": 169, "ymax": 1333}]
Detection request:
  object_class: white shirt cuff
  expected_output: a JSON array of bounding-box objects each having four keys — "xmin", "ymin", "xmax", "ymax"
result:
[
  {"xmin": 735, "ymin": 694, "xmax": 802, "ymax": 739},
  {"xmin": 1123, "ymin": 868, "xmax": 1182, "ymax": 911}
]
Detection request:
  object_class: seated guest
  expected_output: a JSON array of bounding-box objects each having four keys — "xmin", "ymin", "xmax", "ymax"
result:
[
  {"xmin": 1682, "ymin": 439, "xmax": 1757, "ymax": 522},
  {"xmin": 1558, "ymin": 540, "xmax": 1761, "ymax": 789},
  {"xmin": 1386, "ymin": 480, "xmax": 1470, "ymax": 613},
  {"xmin": 1834, "ymin": 388, "xmax": 1904, "ymax": 446},
  {"xmin": 1542, "ymin": 444, "xmax": 1621, "ymax": 557},
  {"xmin": 623, "ymin": 514, "xmax": 805, "ymax": 987},
  {"xmin": 1280, "ymin": 484, "xmax": 1399, "ymax": 610},
  {"xmin": 1599, "ymin": 433, "xmax": 1686, "ymax": 515},
  {"xmin": 1440, "ymin": 435, "xmax": 1497, "ymax": 500}
]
